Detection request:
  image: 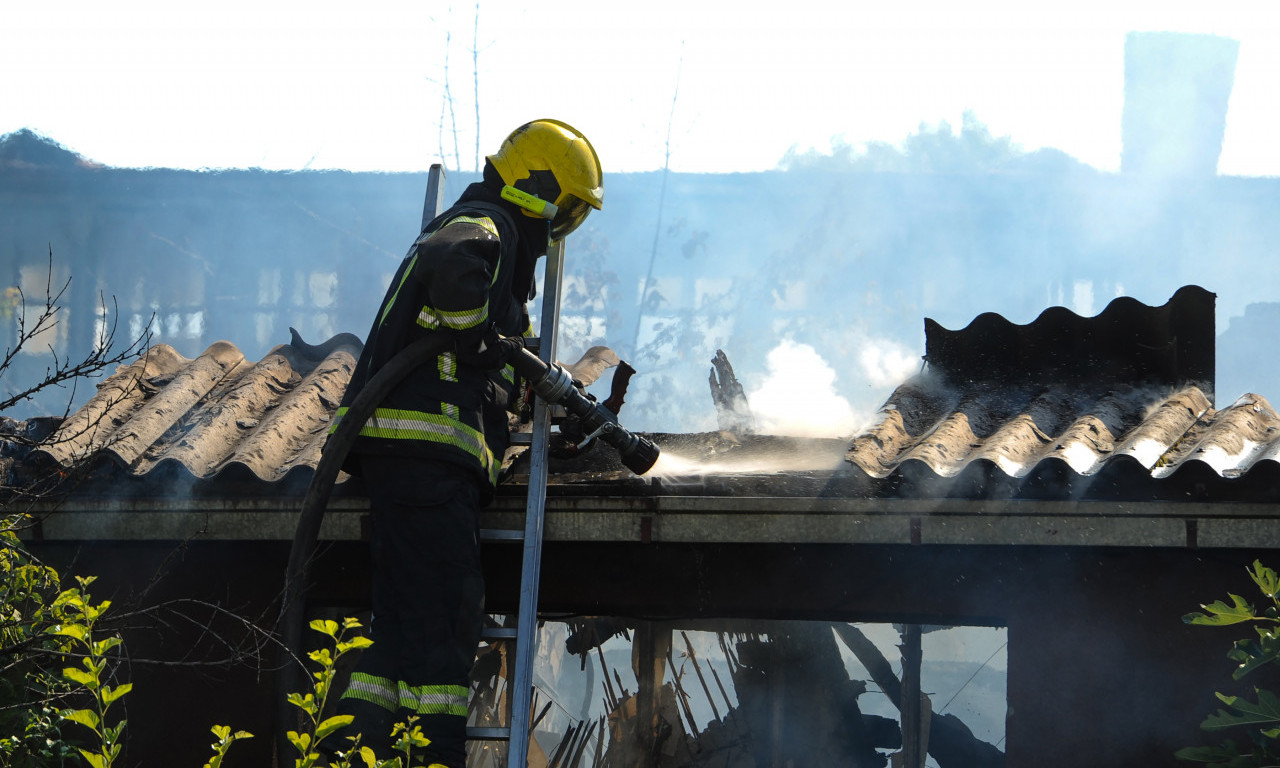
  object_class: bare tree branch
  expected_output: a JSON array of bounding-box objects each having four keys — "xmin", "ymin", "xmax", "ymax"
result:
[
  {"xmin": 472, "ymin": 1, "xmax": 481, "ymax": 172},
  {"xmin": 0, "ymin": 246, "xmax": 152, "ymax": 417}
]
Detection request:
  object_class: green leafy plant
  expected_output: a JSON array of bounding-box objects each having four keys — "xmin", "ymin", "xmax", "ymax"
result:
[
  {"xmin": 285, "ymin": 617, "xmax": 373, "ymax": 768},
  {"xmin": 203, "ymin": 724, "xmax": 254, "ymax": 768},
  {"xmin": 285, "ymin": 618, "xmax": 436, "ymax": 768},
  {"xmin": 47, "ymin": 576, "xmax": 130, "ymax": 768},
  {"xmin": 0, "ymin": 514, "xmax": 84, "ymax": 767},
  {"xmin": 2, "ymin": 516, "xmax": 429, "ymax": 768},
  {"xmin": 1178, "ymin": 560, "xmax": 1280, "ymax": 766}
]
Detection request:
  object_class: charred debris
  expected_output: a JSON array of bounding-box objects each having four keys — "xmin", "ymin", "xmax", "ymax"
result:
[{"xmin": 462, "ymin": 618, "xmax": 1003, "ymax": 768}]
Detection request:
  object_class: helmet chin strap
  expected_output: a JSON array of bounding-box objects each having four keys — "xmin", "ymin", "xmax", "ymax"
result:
[{"xmin": 501, "ymin": 184, "xmax": 558, "ymax": 220}]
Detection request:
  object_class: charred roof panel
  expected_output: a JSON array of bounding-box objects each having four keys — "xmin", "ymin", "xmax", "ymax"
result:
[
  {"xmin": 923, "ymin": 284, "xmax": 1215, "ymax": 398},
  {"xmin": 848, "ymin": 286, "xmax": 1280, "ymax": 500},
  {"xmin": 35, "ymin": 331, "xmax": 361, "ymax": 484}
]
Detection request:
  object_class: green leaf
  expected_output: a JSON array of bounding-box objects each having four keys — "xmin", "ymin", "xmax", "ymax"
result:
[
  {"xmin": 1203, "ymin": 689, "xmax": 1280, "ymax": 730},
  {"xmin": 287, "ymin": 692, "xmax": 318, "ymax": 716},
  {"xmin": 211, "ymin": 724, "xmax": 231, "ymax": 741},
  {"xmin": 1174, "ymin": 743, "xmax": 1246, "ymax": 763},
  {"xmin": 62, "ymin": 667, "xmax": 98, "ymax": 688},
  {"xmin": 316, "ymin": 715, "xmax": 354, "ymax": 742},
  {"xmin": 77, "ymin": 749, "xmax": 107, "ymax": 768},
  {"xmin": 92, "ymin": 636, "xmax": 122, "ymax": 656},
  {"xmin": 1187, "ymin": 594, "xmax": 1258, "ymax": 626},
  {"xmin": 61, "ymin": 708, "xmax": 101, "ymax": 732},
  {"xmin": 309, "ymin": 619, "xmax": 340, "ymax": 638},
  {"xmin": 287, "ymin": 730, "xmax": 311, "ymax": 753},
  {"xmin": 1251, "ymin": 561, "xmax": 1280, "ymax": 599},
  {"xmin": 51, "ymin": 624, "xmax": 89, "ymax": 641},
  {"xmin": 1228, "ymin": 635, "xmax": 1280, "ymax": 681},
  {"xmin": 102, "ymin": 682, "xmax": 132, "ymax": 706},
  {"xmin": 337, "ymin": 637, "xmax": 374, "ymax": 653}
]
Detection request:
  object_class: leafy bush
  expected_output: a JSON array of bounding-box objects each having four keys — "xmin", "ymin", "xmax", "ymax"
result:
[
  {"xmin": 0, "ymin": 514, "xmax": 83, "ymax": 767},
  {"xmin": 1, "ymin": 519, "xmax": 432, "ymax": 768},
  {"xmin": 1178, "ymin": 560, "xmax": 1280, "ymax": 766}
]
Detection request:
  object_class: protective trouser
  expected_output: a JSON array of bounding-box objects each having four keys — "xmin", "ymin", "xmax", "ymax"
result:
[{"xmin": 337, "ymin": 456, "xmax": 485, "ymax": 768}]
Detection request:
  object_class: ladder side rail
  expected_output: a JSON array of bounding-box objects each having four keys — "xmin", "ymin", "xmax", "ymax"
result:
[
  {"xmin": 507, "ymin": 237, "xmax": 565, "ymax": 767},
  {"xmin": 421, "ymin": 163, "xmax": 447, "ymax": 232}
]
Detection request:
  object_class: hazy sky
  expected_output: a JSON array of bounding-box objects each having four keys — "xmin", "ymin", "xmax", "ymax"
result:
[{"xmin": 3, "ymin": 1, "xmax": 1278, "ymax": 175}]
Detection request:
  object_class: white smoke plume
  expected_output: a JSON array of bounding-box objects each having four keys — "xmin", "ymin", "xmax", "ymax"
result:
[
  {"xmin": 748, "ymin": 340, "xmax": 859, "ymax": 438},
  {"xmin": 857, "ymin": 337, "xmax": 920, "ymax": 388}
]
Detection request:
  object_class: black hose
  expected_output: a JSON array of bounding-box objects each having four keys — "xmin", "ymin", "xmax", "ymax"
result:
[{"xmin": 274, "ymin": 332, "xmax": 451, "ymax": 762}]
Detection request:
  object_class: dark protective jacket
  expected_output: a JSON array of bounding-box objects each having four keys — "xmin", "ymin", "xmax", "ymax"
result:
[{"xmin": 332, "ymin": 182, "xmax": 543, "ymax": 493}]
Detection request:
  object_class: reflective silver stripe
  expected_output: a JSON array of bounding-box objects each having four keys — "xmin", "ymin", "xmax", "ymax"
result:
[
  {"xmin": 364, "ymin": 413, "xmax": 486, "ymax": 456},
  {"xmin": 343, "ymin": 673, "xmax": 398, "ymax": 712},
  {"xmin": 416, "ymin": 309, "xmax": 441, "ymax": 329},
  {"xmin": 398, "ymin": 683, "xmax": 469, "ymax": 717},
  {"xmin": 417, "ymin": 303, "xmax": 488, "ymax": 331},
  {"xmin": 336, "ymin": 407, "xmax": 498, "ymax": 484},
  {"xmin": 439, "ymin": 351, "xmax": 458, "ymax": 383}
]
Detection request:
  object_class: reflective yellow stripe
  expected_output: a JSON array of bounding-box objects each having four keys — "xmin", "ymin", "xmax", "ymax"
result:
[
  {"xmin": 501, "ymin": 364, "xmax": 515, "ymax": 384},
  {"xmin": 332, "ymin": 406, "xmax": 498, "ymax": 484},
  {"xmin": 438, "ymin": 351, "xmax": 458, "ymax": 383},
  {"xmin": 400, "ymin": 683, "xmax": 469, "ymax": 717},
  {"xmin": 442, "ymin": 215, "xmax": 498, "ymax": 239},
  {"xmin": 378, "ymin": 254, "xmax": 419, "ymax": 328},
  {"xmin": 417, "ymin": 302, "xmax": 488, "ymax": 331},
  {"xmin": 343, "ymin": 672, "xmax": 398, "ymax": 712},
  {"xmin": 343, "ymin": 675, "xmax": 468, "ymax": 718}
]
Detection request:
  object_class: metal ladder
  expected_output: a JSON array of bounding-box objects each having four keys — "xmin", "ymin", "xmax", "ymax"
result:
[{"xmin": 422, "ymin": 164, "xmax": 561, "ymax": 768}]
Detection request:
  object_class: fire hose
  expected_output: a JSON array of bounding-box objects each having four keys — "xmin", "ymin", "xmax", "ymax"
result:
[{"xmin": 274, "ymin": 334, "xmax": 659, "ymax": 759}]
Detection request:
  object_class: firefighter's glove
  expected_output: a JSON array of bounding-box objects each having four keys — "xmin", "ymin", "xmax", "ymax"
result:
[{"xmin": 463, "ymin": 326, "xmax": 524, "ymax": 371}]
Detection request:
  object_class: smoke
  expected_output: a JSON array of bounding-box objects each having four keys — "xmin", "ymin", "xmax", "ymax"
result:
[
  {"xmin": 747, "ymin": 340, "xmax": 858, "ymax": 438},
  {"xmin": 857, "ymin": 337, "xmax": 920, "ymax": 389}
]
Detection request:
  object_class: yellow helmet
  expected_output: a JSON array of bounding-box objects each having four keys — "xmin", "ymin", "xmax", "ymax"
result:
[{"xmin": 487, "ymin": 119, "xmax": 603, "ymax": 240}]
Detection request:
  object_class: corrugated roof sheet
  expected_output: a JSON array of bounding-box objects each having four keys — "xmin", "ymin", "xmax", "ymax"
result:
[
  {"xmin": 845, "ymin": 286, "xmax": 1280, "ymax": 501},
  {"xmin": 20, "ymin": 285, "xmax": 1279, "ymax": 503},
  {"xmin": 28, "ymin": 334, "xmax": 635, "ymax": 491},
  {"xmin": 35, "ymin": 331, "xmax": 360, "ymax": 485}
]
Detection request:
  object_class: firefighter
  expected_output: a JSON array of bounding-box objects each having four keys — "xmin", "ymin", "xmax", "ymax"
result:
[{"xmin": 330, "ymin": 119, "xmax": 603, "ymax": 767}]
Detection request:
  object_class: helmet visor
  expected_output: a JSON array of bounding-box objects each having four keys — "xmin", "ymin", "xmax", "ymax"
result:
[{"xmin": 549, "ymin": 195, "xmax": 593, "ymax": 241}]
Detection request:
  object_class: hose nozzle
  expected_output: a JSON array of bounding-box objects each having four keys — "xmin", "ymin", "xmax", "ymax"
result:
[{"xmin": 511, "ymin": 347, "xmax": 660, "ymax": 475}]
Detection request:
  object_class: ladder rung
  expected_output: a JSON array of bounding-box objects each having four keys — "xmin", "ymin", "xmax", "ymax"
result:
[
  {"xmin": 523, "ymin": 337, "xmax": 541, "ymax": 354},
  {"xmin": 481, "ymin": 626, "xmax": 519, "ymax": 641},
  {"xmin": 480, "ymin": 528, "xmax": 524, "ymax": 542},
  {"xmin": 510, "ymin": 432, "xmax": 533, "ymax": 446},
  {"xmin": 467, "ymin": 726, "xmax": 511, "ymax": 741}
]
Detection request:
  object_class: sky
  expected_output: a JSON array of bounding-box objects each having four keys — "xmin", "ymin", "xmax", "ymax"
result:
[{"xmin": 3, "ymin": 1, "xmax": 1279, "ymax": 176}]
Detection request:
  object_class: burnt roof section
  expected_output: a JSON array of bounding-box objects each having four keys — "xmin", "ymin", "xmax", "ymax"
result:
[
  {"xmin": 848, "ymin": 285, "xmax": 1280, "ymax": 501},
  {"xmin": 924, "ymin": 284, "xmax": 1215, "ymax": 399},
  {"xmin": 25, "ymin": 335, "xmax": 641, "ymax": 495},
  {"xmin": 33, "ymin": 330, "xmax": 361, "ymax": 489},
  {"xmin": 16, "ymin": 285, "xmax": 1280, "ymax": 505},
  {"xmin": 846, "ymin": 376, "xmax": 1280, "ymax": 501}
]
